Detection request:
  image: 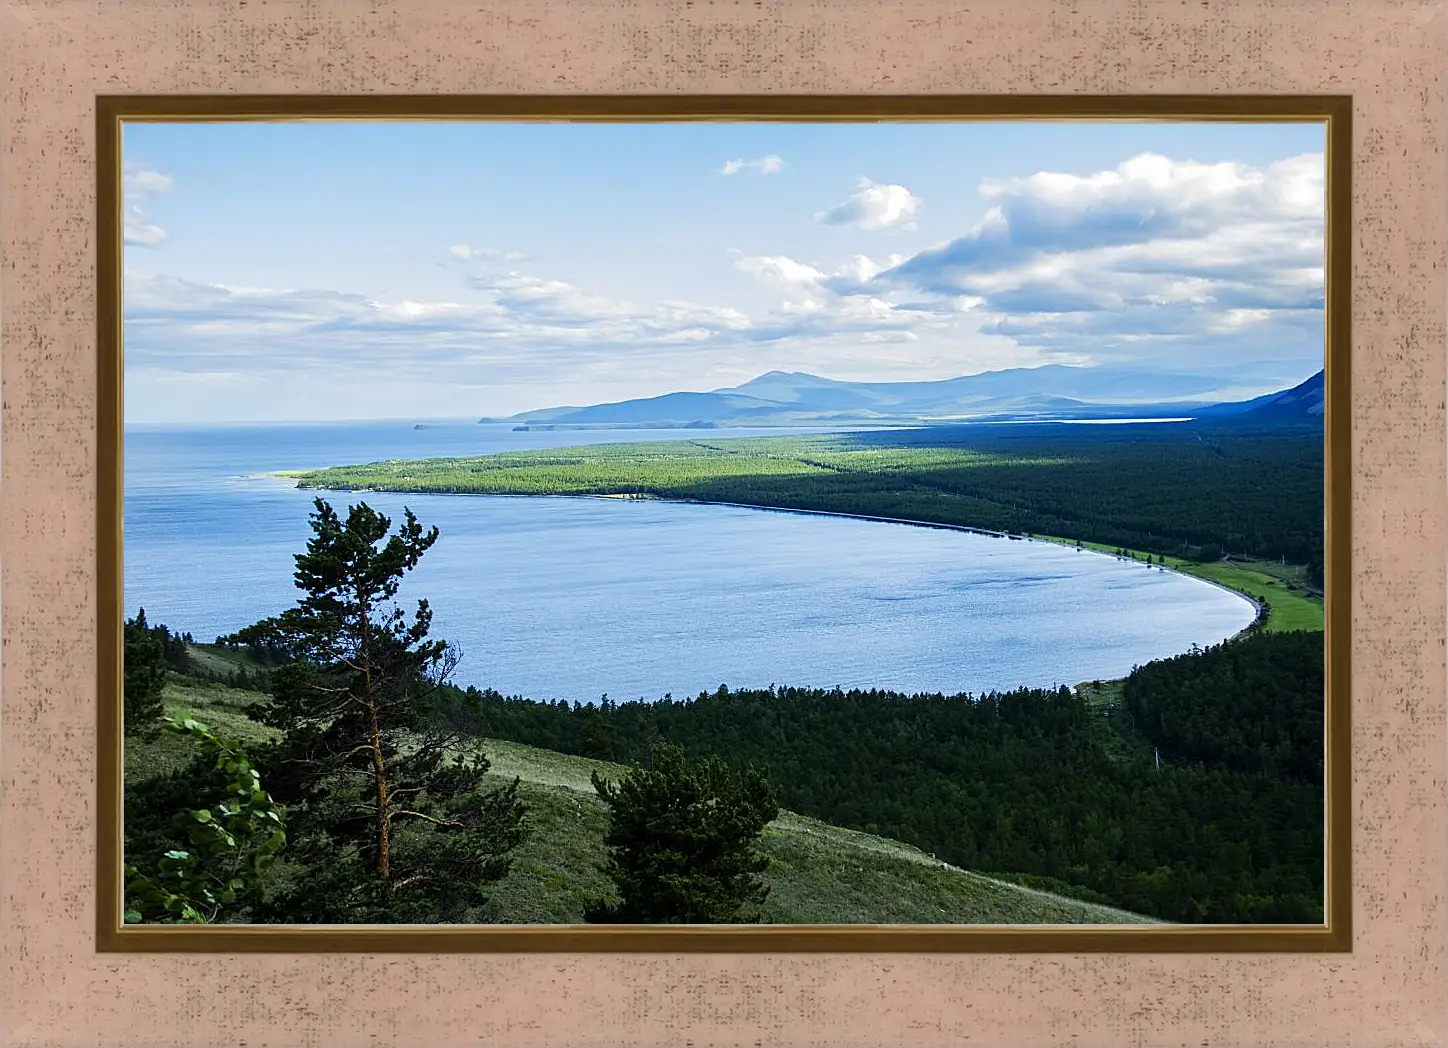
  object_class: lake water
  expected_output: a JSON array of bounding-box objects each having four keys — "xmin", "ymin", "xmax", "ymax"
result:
[{"xmin": 124, "ymin": 420, "xmax": 1258, "ymax": 703}]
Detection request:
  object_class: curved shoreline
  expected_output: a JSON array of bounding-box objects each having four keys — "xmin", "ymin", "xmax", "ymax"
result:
[
  {"xmin": 287, "ymin": 478, "xmax": 1264, "ymax": 643},
  {"xmin": 580, "ymin": 493, "xmax": 1265, "ymax": 641}
]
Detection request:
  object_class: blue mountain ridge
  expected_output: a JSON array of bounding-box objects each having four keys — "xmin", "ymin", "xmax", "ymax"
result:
[{"xmin": 490, "ymin": 365, "xmax": 1326, "ymax": 429}]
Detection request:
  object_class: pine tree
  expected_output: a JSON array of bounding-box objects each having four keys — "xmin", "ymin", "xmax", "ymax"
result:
[
  {"xmin": 123, "ymin": 608, "xmax": 168, "ymax": 738},
  {"xmin": 581, "ymin": 710, "xmax": 619, "ymax": 761},
  {"xmin": 586, "ymin": 743, "xmax": 778, "ymax": 924},
  {"xmin": 233, "ymin": 498, "xmax": 525, "ymax": 923}
]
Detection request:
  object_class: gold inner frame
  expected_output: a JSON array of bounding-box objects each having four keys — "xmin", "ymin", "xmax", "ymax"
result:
[{"xmin": 95, "ymin": 94, "xmax": 1352, "ymax": 953}]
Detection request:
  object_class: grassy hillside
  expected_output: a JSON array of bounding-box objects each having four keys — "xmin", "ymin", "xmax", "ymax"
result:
[
  {"xmin": 125, "ymin": 664, "xmax": 1160, "ymax": 926},
  {"xmin": 471, "ymin": 738, "xmax": 1158, "ymax": 925}
]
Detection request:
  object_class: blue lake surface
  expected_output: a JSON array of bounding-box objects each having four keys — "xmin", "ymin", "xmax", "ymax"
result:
[{"xmin": 124, "ymin": 420, "xmax": 1258, "ymax": 703}]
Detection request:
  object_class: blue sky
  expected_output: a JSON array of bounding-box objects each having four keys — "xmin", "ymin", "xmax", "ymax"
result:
[{"xmin": 122, "ymin": 120, "xmax": 1326, "ymax": 423}]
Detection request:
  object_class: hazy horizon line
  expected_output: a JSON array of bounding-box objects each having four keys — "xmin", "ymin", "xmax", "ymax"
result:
[{"xmin": 123, "ymin": 360, "xmax": 1324, "ymax": 427}]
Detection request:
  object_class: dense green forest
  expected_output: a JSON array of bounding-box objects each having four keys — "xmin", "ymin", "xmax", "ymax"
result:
[
  {"xmin": 414, "ymin": 628, "xmax": 1325, "ymax": 924},
  {"xmin": 123, "ymin": 669, "xmax": 1168, "ymax": 925},
  {"xmin": 1123, "ymin": 633, "xmax": 1325, "ymax": 780},
  {"xmin": 136, "ymin": 625, "xmax": 1325, "ymax": 925},
  {"xmin": 290, "ymin": 423, "xmax": 1324, "ymax": 584}
]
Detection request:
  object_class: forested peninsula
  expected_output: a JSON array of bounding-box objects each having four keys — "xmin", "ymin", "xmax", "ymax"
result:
[{"xmin": 285, "ymin": 424, "xmax": 1325, "ymax": 633}]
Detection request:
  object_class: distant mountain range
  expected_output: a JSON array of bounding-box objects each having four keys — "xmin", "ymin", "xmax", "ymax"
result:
[
  {"xmin": 1193, "ymin": 368, "xmax": 1325, "ymax": 420},
  {"xmin": 488, "ymin": 364, "xmax": 1326, "ymax": 430}
]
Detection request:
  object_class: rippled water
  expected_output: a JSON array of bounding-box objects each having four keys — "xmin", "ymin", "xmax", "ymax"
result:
[{"xmin": 123, "ymin": 421, "xmax": 1257, "ymax": 703}]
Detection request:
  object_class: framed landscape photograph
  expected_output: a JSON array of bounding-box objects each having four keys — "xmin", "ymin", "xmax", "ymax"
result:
[
  {"xmin": 100, "ymin": 96, "xmax": 1349, "ymax": 947},
  {"xmin": 6, "ymin": 0, "xmax": 1446, "ymax": 1044}
]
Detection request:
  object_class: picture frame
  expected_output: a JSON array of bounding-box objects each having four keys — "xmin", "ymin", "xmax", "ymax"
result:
[
  {"xmin": 3, "ymin": 1, "xmax": 1443, "ymax": 1045},
  {"xmin": 96, "ymin": 92, "xmax": 1352, "ymax": 954}
]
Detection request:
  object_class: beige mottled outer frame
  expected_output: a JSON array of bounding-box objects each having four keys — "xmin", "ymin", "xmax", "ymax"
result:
[
  {"xmin": 92, "ymin": 92, "xmax": 1356, "ymax": 957},
  {"xmin": 1, "ymin": 1, "xmax": 1444, "ymax": 1046}
]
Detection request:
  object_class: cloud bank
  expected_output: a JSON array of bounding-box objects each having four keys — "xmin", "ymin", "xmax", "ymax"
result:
[
  {"xmin": 124, "ymin": 150, "xmax": 1325, "ymax": 420},
  {"xmin": 869, "ymin": 152, "xmax": 1324, "ymax": 370}
]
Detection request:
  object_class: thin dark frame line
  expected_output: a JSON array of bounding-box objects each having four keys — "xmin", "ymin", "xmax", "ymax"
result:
[
  {"xmin": 96, "ymin": 93, "xmax": 1351, "ymax": 953},
  {"xmin": 99, "ymin": 93, "xmax": 1340, "ymax": 122}
]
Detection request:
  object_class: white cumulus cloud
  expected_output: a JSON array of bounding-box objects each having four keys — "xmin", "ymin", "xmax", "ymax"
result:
[
  {"xmin": 815, "ymin": 179, "xmax": 922, "ymax": 231},
  {"xmin": 872, "ymin": 151, "xmax": 1325, "ymax": 371},
  {"xmin": 123, "ymin": 164, "xmax": 173, "ymax": 247},
  {"xmin": 721, "ymin": 155, "xmax": 784, "ymax": 176},
  {"xmin": 447, "ymin": 245, "xmax": 529, "ymax": 262}
]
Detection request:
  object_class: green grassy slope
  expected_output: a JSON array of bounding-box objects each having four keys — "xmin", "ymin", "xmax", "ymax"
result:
[
  {"xmin": 474, "ymin": 737, "xmax": 1159, "ymax": 925},
  {"xmin": 126, "ymin": 666, "xmax": 1161, "ymax": 926}
]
